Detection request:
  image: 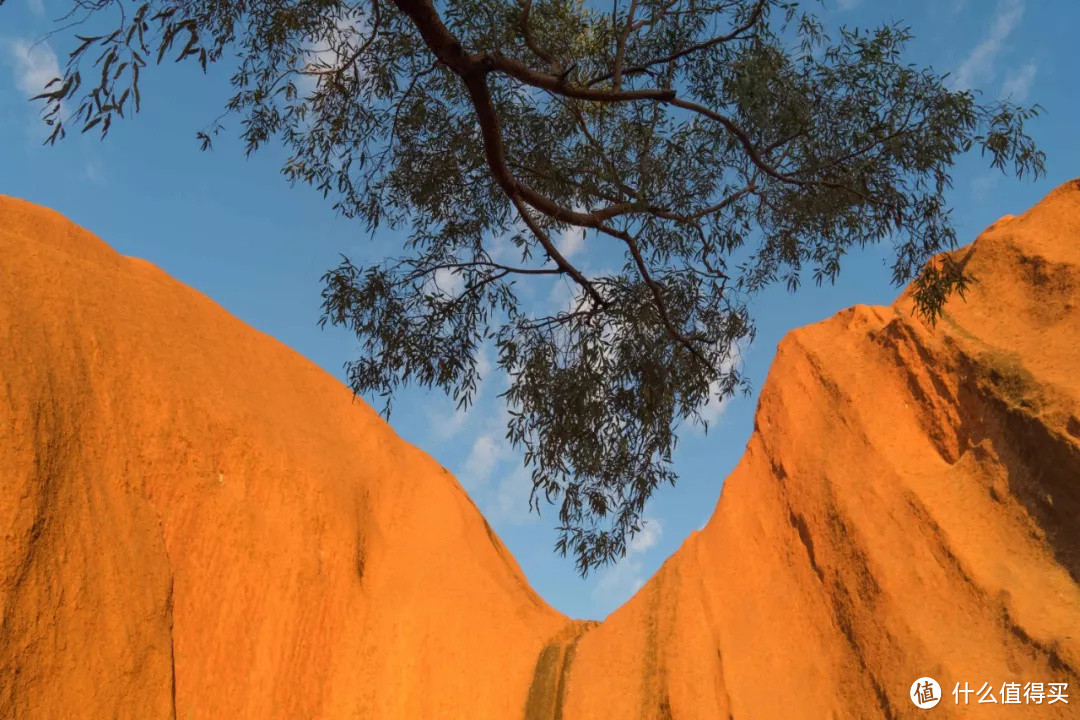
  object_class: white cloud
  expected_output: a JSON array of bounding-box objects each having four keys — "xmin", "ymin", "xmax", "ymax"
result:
[
  {"xmin": 1000, "ymin": 59, "xmax": 1037, "ymax": 102},
  {"xmin": 27, "ymin": 0, "xmax": 45, "ymax": 17},
  {"xmin": 557, "ymin": 224, "xmax": 585, "ymax": 259},
  {"xmin": 547, "ymin": 275, "xmax": 573, "ymax": 310},
  {"xmin": 463, "ymin": 433, "xmax": 507, "ymax": 487},
  {"xmin": 7, "ymin": 38, "xmax": 60, "ymax": 99},
  {"xmin": 627, "ymin": 517, "xmax": 662, "ymax": 554},
  {"xmin": 475, "ymin": 343, "xmax": 493, "ymax": 379},
  {"xmin": 551, "ymin": 205, "xmax": 588, "ymax": 260},
  {"xmin": 424, "ymin": 344, "xmax": 501, "ymax": 443},
  {"xmin": 456, "ymin": 402, "xmax": 515, "ymax": 492},
  {"xmin": 470, "ymin": 400, "xmax": 540, "ymax": 527},
  {"xmin": 591, "ymin": 516, "xmax": 663, "ymax": 613},
  {"xmin": 421, "ymin": 266, "xmax": 464, "ymax": 299},
  {"xmin": 592, "ymin": 556, "xmax": 646, "ymax": 608},
  {"xmin": 698, "ymin": 378, "xmax": 730, "ymax": 428},
  {"xmin": 690, "ymin": 340, "xmax": 744, "ymax": 435},
  {"xmin": 549, "ymin": 265, "xmax": 615, "ymax": 316},
  {"xmin": 426, "ymin": 402, "xmax": 470, "ymax": 442},
  {"xmin": 951, "ymin": 0, "xmax": 1024, "ymax": 91},
  {"xmin": 487, "ymin": 230, "xmax": 517, "ymax": 263},
  {"xmin": 486, "ymin": 465, "xmax": 540, "ymax": 526},
  {"xmin": 85, "ymin": 161, "xmax": 105, "ymax": 184},
  {"xmin": 971, "ymin": 173, "xmax": 1000, "ymax": 203},
  {"xmin": 297, "ymin": 11, "xmax": 369, "ymax": 98}
]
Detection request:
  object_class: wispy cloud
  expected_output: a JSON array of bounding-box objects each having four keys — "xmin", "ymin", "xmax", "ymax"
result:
[
  {"xmin": 5, "ymin": 38, "xmax": 62, "ymax": 138},
  {"xmin": 592, "ymin": 558, "xmax": 646, "ymax": 609},
  {"xmin": 1000, "ymin": 59, "xmax": 1037, "ymax": 102},
  {"xmin": 456, "ymin": 403, "xmax": 523, "ymax": 521},
  {"xmin": 487, "ymin": 229, "xmax": 517, "ymax": 263},
  {"xmin": 463, "ymin": 400, "xmax": 542, "ymax": 527},
  {"xmin": 26, "ymin": 0, "xmax": 45, "ymax": 17},
  {"xmin": 297, "ymin": 11, "xmax": 369, "ymax": 98},
  {"xmin": 951, "ymin": 0, "xmax": 1024, "ymax": 91},
  {"xmin": 947, "ymin": 0, "xmax": 969, "ymax": 15},
  {"xmin": 591, "ymin": 517, "xmax": 663, "ymax": 614},
  {"xmin": 424, "ymin": 345, "xmax": 498, "ymax": 443},
  {"xmin": 7, "ymin": 38, "xmax": 60, "ymax": 99},
  {"xmin": 547, "ymin": 275, "xmax": 573, "ymax": 310},
  {"xmin": 84, "ymin": 161, "xmax": 105, "ymax": 184},
  {"xmin": 690, "ymin": 341, "xmax": 743, "ymax": 435},
  {"xmin": 463, "ymin": 432, "xmax": 509, "ymax": 487},
  {"xmin": 475, "ymin": 342, "xmax": 493, "ymax": 380},
  {"xmin": 627, "ymin": 518, "xmax": 662, "ymax": 554},
  {"xmin": 486, "ymin": 465, "xmax": 540, "ymax": 526},
  {"xmin": 422, "ymin": 266, "xmax": 464, "ymax": 299},
  {"xmin": 970, "ymin": 173, "xmax": 1000, "ymax": 203},
  {"xmin": 557, "ymin": 223, "xmax": 585, "ymax": 259},
  {"xmin": 426, "ymin": 402, "xmax": 471, "ymax": 442},
  {"xmin": 698, "ymin": 377, "xmax": 731, "ymax": 429}
]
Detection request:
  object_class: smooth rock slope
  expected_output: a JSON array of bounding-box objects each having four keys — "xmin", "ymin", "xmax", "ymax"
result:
[{"xmin": 1, "ymin": 181, "xmax": 1078, "ymax": 719}]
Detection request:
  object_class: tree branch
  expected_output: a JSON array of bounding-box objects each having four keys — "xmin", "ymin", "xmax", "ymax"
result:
[
  {"xmin": 390, "ymin": 0, "xmax": 865, "ymax": 336},
  {"xmin": 666, "ymin": 97, "xmax": 870, "ymax": 200},
  {"xmin": 518, "ymin": 0, "xmax": 559, "ymax": 73},
  {"xmin": 594, "ymin": 221, "xmax": 714, "ymax": 370},
  {"xmin": 301, "ymin": 0, "xmax": 381, "ymax": 78},
  {"xmin": 407, "ymin": 259, "xmax": 563, "ymax": 285},
  {"xmin": 510, "ymin": 193, "xmax": 610, "ymax": 310},
  {"xmin": 588, "ymin": 0, "xmax": 766, "ymax": 87},
  {"xmin": 611, "ymin": 0, "xmax": 640, "ymax": 90}
]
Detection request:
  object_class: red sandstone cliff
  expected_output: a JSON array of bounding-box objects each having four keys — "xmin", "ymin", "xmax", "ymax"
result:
[{"xmin": 1, "ymin": 181, "xmax": 1078, "ymax": 718}]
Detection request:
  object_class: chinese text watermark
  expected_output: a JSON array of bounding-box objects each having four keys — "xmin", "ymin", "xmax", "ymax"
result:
[{"xmin": 909, "ymin": 678, "xmax": 1069, "ymax": 709}]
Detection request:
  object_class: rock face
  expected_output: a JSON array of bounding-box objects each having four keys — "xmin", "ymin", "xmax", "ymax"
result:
[{"xmin": 1, "ymin": 181, "xmax": 1078, "ymax": 719}]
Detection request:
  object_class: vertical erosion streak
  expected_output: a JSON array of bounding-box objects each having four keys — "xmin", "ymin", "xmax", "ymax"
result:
[
  {"xmin": 524, "ymin": 621, "xmax": 594, "ymax": 720},
  {"xmin": 162, "ymin": 534, "xmax": 178, "ymax": 720},
  {"xmin": 169, "ymin": 579, "xmax": 177, "ymax": 720}
]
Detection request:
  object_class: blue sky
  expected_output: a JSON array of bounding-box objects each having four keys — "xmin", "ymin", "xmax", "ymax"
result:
[{"xmin": 2, "ymin": 0, "xmax": 1077, "ymax": 620}]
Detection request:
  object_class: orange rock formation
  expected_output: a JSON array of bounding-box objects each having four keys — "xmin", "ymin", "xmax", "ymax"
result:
[{"xmin": 1, "ymin": 181, "xmax": 1078, "ymax": 719}]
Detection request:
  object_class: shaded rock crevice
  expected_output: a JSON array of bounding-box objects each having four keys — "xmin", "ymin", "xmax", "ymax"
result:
[
  {"xmin": 524, "ymin": 621, "xmax": 594, "ymax": 720},
  {"xmin": 952, "ymin": 348, "xmax": 1080, "ymax": 583}
]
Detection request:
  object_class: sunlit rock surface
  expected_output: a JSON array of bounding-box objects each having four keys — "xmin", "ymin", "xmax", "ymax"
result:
[{"xmin": 1, "ymin": 181, "xmax": 1077, "ymax": 718}]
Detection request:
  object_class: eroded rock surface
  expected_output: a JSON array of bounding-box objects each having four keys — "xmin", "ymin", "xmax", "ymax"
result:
[{"xmin": 1, "ymin": 181, "xmax": 1078, "ymax": 718}]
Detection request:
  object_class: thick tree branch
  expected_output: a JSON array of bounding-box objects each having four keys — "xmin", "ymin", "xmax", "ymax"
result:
[
  {"xmin": 391, "ymin": 0, "xmax": 667, "ymax": 230},
  {"xmin": 518, "ymin": 0, "xmax": 559, "ymax": 73},
  {"xmin": 389, "ymin": 0, "xmax": 866, "ymax": 349},
  {"xmin": 611, "ymin": 0, "xmax": 640, "ymax": 90},
  {"xmin": 393, "ymin": 0, "xmax": 865, "ymax": 230},
  {"xmin": 490, "ymin": 54, "xmax": 675, "ymax": 102}
]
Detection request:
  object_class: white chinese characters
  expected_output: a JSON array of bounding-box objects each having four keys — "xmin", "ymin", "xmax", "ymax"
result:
[{"xmin": 951, "ymin": 681, "xmax": 1069, "ymax": 705}]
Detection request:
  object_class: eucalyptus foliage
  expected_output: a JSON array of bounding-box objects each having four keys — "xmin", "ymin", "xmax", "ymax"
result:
[{"xmin": 19, "ymin": 0, "xmax": 1044, "ymax": 575}]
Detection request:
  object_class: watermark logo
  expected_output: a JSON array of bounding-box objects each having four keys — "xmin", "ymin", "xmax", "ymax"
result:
[
  {"xmin": 909, "ymin": 678, "xmax": 1069, "ymax": 707},
  {"xmin": 911, "ymin": 677, "xmax": 942, "ymax": 709},
  {"xmin": 953, "ymin": 681, "xmax": 1069, "ymax": 705}
]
